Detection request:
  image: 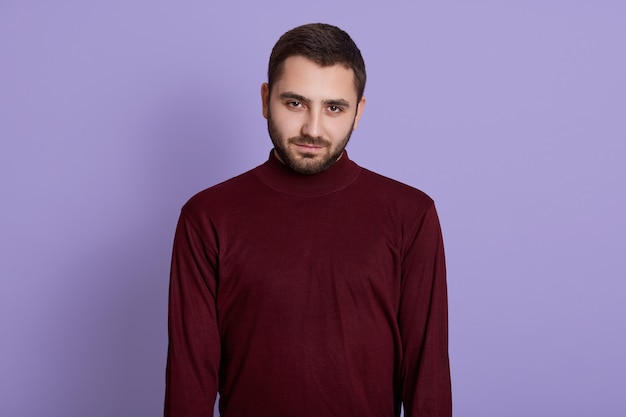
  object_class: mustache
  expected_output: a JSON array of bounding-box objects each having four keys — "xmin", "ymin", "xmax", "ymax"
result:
[{"xmin": 288, "ymin": 135, "xmax": 331, "ymax": 147}]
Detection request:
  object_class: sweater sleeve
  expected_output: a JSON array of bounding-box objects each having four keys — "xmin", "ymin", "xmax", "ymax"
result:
[
  {"xmin": 398, "ymin": 203, "xmax": 452, "ymax": 417},
  {"xmin": 164, "ymin": 209, "xmax": 220, "ymax": 416}
]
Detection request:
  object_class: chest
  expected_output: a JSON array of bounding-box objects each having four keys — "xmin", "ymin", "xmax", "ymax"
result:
[{"xmin": 214, "ymin": 195, "xmax": 404, "ymax": 314}]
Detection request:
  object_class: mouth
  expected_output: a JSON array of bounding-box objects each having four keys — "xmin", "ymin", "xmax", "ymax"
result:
[
  {"xmin": 294, "ymin": 143, "xmax": 324, "ymax": 150},
  {"xmin": 290, "ymin": 137, "xmax": 329, "ymax": 153},
  {"xmin": 292, "ymin": 143, "xmax": 327, "ymax": 157}
]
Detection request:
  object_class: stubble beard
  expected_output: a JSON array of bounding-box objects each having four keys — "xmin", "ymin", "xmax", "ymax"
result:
[{"xmin": 267, "ymin": 110, "xmax": 354, "ymax": 175}]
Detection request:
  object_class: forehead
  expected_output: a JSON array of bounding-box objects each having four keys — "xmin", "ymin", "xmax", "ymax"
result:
[{"xmin": 273, "ymin": 56, "xmax": 357, "ymax": 101}]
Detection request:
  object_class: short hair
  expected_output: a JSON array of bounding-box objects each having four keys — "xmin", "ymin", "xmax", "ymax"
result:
[{"xmin": 267, "ymin": 23, "xmax": 366, "ymax": 101}]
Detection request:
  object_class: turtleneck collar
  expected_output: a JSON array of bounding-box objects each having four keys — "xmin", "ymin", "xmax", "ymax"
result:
[{"xmin": 252, "ymin": 149, "xmax": 362, "ymax": 198}]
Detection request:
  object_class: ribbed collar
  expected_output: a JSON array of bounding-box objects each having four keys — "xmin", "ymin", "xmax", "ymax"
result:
[{"xmin": 252, "ymin": 150, "xmax": 362, "ymax": 198}]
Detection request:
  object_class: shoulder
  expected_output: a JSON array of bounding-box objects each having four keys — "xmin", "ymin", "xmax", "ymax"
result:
[
  {"xmin": 356, "ymin": 167, "xmax": 434, "ymax": 209},
  {"xmin": 181, "ymin": 165, "xmax": 262, "ymax": 218},
  {"xmin": 350, "ymin": 166, "xmax": 442, "ymax": 245}
]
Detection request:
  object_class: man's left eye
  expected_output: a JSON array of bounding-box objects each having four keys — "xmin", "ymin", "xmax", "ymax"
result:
[{"xmin": 328, "ymin": 106, "xmax": 342, "ymax": 113}]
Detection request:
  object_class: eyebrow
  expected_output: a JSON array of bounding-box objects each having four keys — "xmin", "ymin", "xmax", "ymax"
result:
[{"xmin": 279, "ymin": 92, "xmax": 351, "ymax": 108}]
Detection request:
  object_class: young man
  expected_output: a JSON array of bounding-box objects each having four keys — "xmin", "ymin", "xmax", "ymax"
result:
[{"xmin": 165, "ymin": 23, "xmax": 451, "ymax": 417}]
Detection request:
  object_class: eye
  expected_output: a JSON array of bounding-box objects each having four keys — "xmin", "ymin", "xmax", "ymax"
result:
[
  {"xmin": 287, "ymin": 101, "xmax": 303, "ymax": 108},
  {"xmin": 327, "ymin": 105, "xmax": 343, "ymax": 114}
]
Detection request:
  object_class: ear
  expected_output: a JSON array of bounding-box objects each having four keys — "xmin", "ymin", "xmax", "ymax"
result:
[
  {"xmin": 352, "ymin": 96, "xmax": 366, "ymax": 130},
  {"xmin": 261, "ymin": 83, "xmax": 270, "ymax": 119}
]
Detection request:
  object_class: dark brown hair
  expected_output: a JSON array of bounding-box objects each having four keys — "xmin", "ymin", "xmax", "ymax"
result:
[{"xmin": 268, "ymin": 23, "xmax": 366, "ymax": 101}]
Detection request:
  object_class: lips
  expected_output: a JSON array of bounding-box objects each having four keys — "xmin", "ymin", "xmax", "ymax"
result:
[
  {"xmin": 289, "ymin": 136, "xmax": 330, "ymax": 148},
  {"xmin": 295, "ymin": 143, "xmax": 324, "ymax": 149}
]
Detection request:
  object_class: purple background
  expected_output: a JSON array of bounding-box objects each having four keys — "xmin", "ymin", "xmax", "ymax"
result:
[{"xmin": 1, "ymin": 1, "xmax": 625, "ymax": 416}]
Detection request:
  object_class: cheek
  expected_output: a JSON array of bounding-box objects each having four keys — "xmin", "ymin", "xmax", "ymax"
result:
[
  {"xmin": 271, "ymin": 107, "xmax": 304, "ymax": 134},
  {"xmin": 327, "ymin": 118, "xmax": 354, "ymax": 139}
]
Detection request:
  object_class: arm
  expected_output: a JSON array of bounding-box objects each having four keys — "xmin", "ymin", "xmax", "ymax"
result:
[
  {"xmin": 398, "ymin": 203, "xmax": 452, "ymax": 416},
  {"xmin": 164, "ymin": 209, "xmax": 220, "ymax": 416}
]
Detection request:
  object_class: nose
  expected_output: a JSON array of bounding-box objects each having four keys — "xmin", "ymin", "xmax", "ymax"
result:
[{"xmin": 301, "ymin": 109, "xmax": 323, "ymax": 138}]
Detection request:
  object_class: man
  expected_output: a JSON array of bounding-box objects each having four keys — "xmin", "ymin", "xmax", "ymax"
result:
[{"xmin": 165, "ymin": 23, "xmax": 451, "ymax": 417}]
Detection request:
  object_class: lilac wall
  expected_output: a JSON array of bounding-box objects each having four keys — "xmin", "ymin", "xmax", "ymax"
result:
[{"xmin": 1, "ymin": 1, "xmax": 625, "ymax": 416}]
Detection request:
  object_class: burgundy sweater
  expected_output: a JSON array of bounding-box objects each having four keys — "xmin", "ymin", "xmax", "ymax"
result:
[{"xmin": 165, "ymin": 151, "xmax": 451, "ymax": 417}]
